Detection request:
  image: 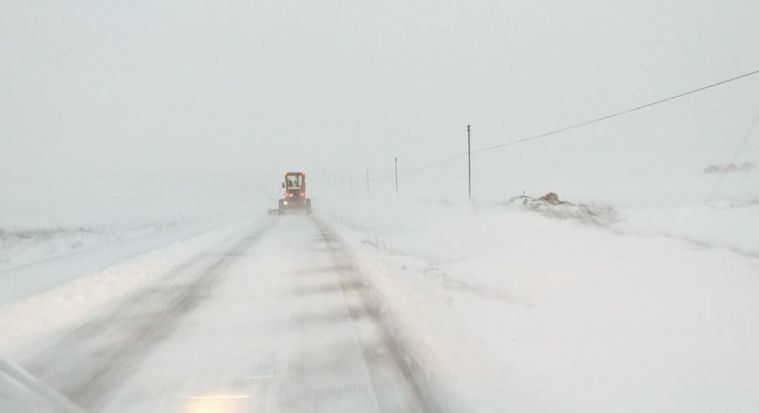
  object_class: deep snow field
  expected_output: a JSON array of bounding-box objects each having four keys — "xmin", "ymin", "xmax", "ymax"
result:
[
  {"xmin": 317, "ymin": 193, "xmax": 759, "ymax": 412},
  {"xmin": 0, "ymin": 168, "xmax": 758, "ymax": 412}
]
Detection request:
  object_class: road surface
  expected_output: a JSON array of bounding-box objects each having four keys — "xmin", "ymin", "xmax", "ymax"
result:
[{"xmin": 21, "ymin": 215, "xmax": 440, "ymax": 412}]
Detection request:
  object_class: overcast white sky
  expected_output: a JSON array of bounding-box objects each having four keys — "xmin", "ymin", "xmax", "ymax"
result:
[{"xmin": 1, "ymin": 1, "xmax": 758, "ymax": 191}]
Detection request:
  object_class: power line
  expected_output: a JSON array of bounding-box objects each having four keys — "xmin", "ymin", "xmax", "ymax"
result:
[
  {"xmin": 474, "ymin": 67, "xmax": 759, "ymax": 154},
  {"xmin": 405, "ymin": 67, "xmax": 759, "ymax": 173},
  {"xmin": 402, "ymin": 153, "xmax": 467, "ymax": 174}
]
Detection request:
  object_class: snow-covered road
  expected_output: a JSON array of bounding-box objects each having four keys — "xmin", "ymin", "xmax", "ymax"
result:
[
  {"xmin": 16, "ymin": 215, "xmax": 438, "ymax": 412},
  {"xmin": 3, "ymin": 201, "xmax": 759, "ymax": 412}
]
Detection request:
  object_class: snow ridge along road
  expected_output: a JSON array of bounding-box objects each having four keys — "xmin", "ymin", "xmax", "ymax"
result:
[
  {"xmin": 22, "ymin": 218, "xmax": 277, "ymax": 411},
  {"xmin": 18, "ymin": 215, "xmax": 443, "ymax": 412},
  {"xmin": 311, "ymin": 217, "xmax": 441, "ymax": 413}
]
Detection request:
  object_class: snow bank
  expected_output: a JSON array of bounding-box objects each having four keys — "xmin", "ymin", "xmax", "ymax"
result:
[
  {"xmin": 322, "ymin": 197, "xmax": 759, "ymax": 412},
  {"xmin": 0, "ymin": 224, "xmax": 177, "ymax": 272},
  {"xmin": 0, "ymin": 219, "xmax": 253, "ymax": 358},
  {"xmin": 619, "ymin": 200, "xmax": 759, "ymax": 257}
]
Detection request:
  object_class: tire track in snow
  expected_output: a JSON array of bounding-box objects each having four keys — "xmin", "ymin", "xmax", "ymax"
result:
[
  {"xmin": 311, "ymin": 216, "xmax": 443, "ymax": 413},
  {"xmin": 23, "ymin": 219, "xmax": 276, "ymax": 411}
]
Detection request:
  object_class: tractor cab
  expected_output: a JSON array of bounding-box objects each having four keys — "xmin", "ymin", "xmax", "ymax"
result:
[
  {"xmin": 278, "ymin": 172, "xmax": 312, "ymax": 214},
  {"xmin": 283, "ymin": 172, "xmax": 305, "ymax": 200}
]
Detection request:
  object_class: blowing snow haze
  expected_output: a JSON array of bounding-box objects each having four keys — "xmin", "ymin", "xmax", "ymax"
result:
[
  {"xmin": 2, "ymin": 2, "xmax": 758, "ymax": 187},
  {"xmin": 1, "ymin": 1, "xmax": 759, "ymax": 412}
]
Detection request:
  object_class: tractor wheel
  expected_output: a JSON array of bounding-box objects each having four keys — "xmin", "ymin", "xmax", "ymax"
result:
[{"xmin": 305, "ymin": 199, "xmax": 312, "ymax": 214}]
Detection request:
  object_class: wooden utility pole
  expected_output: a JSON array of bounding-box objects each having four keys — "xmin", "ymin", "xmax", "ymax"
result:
[
  {"xmin": 394, "ymin": 157, "xmax": 399, "ymax": 197},
  {"xmin": 467, "ymin": 124, "xmax": 472, "ymax": 200},
  {"xmin": 366, "ymin": 170, "xmax": 371, "ymax": 199}
]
